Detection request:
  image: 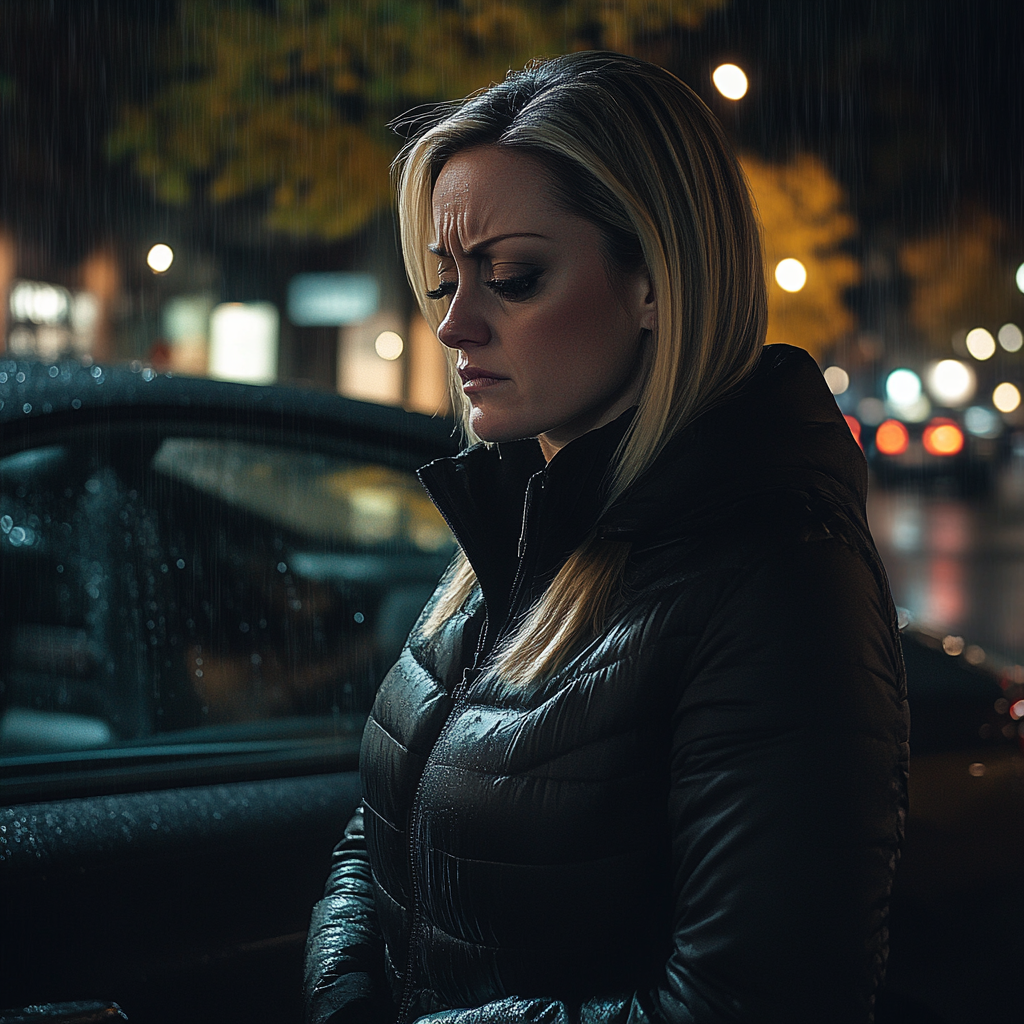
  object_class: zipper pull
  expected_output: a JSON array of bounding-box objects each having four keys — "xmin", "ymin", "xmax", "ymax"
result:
[{"xmin": 458, "ymin": 665, "xmax": 480, "ymax": 696}]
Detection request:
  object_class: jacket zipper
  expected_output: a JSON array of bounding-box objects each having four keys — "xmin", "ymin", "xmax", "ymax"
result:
[
  {"xmin": 396, "ymin": 470, "xmax": 544, "ymax": 1020},
  {"xmin": 501, "ymin": 473, "xmax": 546, "ymax": 639},
  {"xmin": 396, "ymin": 663, "xmax": 479, "ymax": 1023}
]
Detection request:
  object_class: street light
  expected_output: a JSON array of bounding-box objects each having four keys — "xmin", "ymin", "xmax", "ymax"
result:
[
  {"xmin": 147, "ymin": 244, "xmax": 174, "ymax": 274},
  {"xmin": 993, "ymin": 382, "xmax": 1021, "ymax": 414},
  {"xmin": 712, "ymin": 64, "xmax": 748, "ymax": 100},
  {"xmin": 374, "ymin": 331, "xmax": 404, "ymax": 361},
  {"xmin": 998, "ymin": 323, "xmax": 1023, "ymax": 352},
  {"xmin": 965, "ymin": 327, "xmax": 996, "ymax": 361},
  {"xmin": 774, "ymin": 258, "xmax": 807, "ymax": 292}
]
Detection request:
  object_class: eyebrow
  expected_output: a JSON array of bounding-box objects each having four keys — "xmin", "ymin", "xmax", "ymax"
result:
[{"xmin": 427, "ymin": 232, "xmax": 550, "ymax": 258}]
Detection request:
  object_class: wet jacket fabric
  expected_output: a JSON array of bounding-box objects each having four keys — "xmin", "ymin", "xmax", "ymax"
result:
[{"xmin": 304, "ymin": 344, "xmax": 910, "ymax": 1024}]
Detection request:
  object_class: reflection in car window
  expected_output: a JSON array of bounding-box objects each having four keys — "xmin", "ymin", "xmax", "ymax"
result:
[{"xmin": 0, "ymin": 438, "xmax": 453, "ymax": 759}]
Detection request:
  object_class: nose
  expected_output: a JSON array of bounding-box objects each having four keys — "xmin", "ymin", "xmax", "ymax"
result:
[{"xmin": 436, "ymin": 285, "xmax": 491, "ymax": 350}]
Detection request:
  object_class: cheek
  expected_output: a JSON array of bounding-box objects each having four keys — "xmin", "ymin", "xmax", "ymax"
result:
[{"xmin": 526, "ymin": 284, "xmax": 638, "ymax": 379}]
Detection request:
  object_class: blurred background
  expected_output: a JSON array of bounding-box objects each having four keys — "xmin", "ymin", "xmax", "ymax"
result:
[{"xmin": 2, "ymin": 1, "xmax": 1023, "ymax": 668}]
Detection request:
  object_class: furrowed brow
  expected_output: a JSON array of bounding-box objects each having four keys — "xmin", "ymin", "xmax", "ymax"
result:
[{"xmin": 427, "ymin": 232, "xmax": 548, "ymax": 259}]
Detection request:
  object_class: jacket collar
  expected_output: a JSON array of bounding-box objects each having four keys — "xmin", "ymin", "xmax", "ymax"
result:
[
  {"xmin": 418, "ymin": 345, "xmax": 868, "ymax": 623},
  {"xmin": 417, "ymin": 409, "xmax": 634, "ymax": 629}
]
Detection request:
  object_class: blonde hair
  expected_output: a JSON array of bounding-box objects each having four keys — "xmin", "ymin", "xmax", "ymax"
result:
[{"xmin": 394, "ymin": 52, "xmax": 767, "ymax": 684}]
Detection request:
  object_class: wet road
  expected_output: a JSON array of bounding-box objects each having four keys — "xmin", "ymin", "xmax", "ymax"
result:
[{"xmin": 867, "ymin": 452, "xmax": 1024, "ymax": 663}]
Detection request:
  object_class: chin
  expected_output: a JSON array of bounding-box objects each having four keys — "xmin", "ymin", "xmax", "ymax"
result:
[{"xmin": 469, "ymin": 410, "xmax": 544, "ymax": 445}]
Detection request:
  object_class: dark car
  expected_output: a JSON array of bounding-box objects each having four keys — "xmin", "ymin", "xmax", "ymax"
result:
[
  {"xmin": 861, "ymin": 408, "xmax": 1008, "ymax": 496},
  {"xmin": 1, "ymin": 360, "xmax": 1020, "ymax": 1023},
  {"xmin": 0, "ymin": 359, "xmax": 457, "ymax": 1023},
  {"xmin": 838, "ymin": 363, "xmax": 1012, "ymax": 496}
]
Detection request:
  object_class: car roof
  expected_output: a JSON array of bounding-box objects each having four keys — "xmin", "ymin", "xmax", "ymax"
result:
[{"xmin": 0, "ymin": 358, "xmax": 460, "ymax": 466}]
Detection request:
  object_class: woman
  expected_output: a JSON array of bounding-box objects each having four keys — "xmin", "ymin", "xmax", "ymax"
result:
[{"xmin": 305, "ymin": 52, "xmax": 909, "ymax": 1024}]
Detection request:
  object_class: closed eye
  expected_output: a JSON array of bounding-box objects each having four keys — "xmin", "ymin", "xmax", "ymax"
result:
[
  {"xmin": 485, "ymin": 270, "xmax": 542, "ymax": 301},
  {"xmin": 425, "ymin": 269, "xmax": 544, "ymax": 303},
  {"xmin": 425, "ymin": 281, "xmax": 456, "ymax": 301}
]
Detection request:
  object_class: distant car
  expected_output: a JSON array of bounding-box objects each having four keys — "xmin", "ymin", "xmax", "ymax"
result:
[
  {"xmin": 837, "ymin": 362, "xmax": 1012, "ymax": 495},
  {"xmin": 860, "ymin": 407, "xmax": 1008, "ymax": 495}
]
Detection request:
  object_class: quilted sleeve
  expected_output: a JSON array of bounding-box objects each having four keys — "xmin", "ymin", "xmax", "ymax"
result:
[{"xmin": 304, "ymin": 805, "xmax": 390, "ymax": 1024}]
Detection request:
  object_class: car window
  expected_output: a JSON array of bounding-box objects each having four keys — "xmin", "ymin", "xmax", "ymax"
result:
[{"xmin": 0, "ymin": 432, "xmax": 453, "ymax": 779}]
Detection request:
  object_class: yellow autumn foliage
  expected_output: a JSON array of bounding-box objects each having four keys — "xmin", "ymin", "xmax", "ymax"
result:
[
  {"xmin": 900, "ymin": 211, "xmax": 1022, "ymax": 350},
  {"xmin": 107, "ymin": 0, "xmax": 727, "ymax": 240},
  {"xmin": 741, "ymin": 152, "xmax": 860, "ymax": 359}
]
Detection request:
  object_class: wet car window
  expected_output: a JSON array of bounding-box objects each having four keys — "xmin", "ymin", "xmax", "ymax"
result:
[{"xmin": 0, "ymin": 436, "xmax": 453, "ymax": 760}]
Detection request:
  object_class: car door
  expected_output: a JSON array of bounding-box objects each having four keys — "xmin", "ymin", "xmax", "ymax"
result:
[{"xmin": 0, "ymin": 360, "xmax": 457, "ymax": 1024}]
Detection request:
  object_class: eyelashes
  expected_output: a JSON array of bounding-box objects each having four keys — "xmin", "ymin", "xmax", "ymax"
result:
[
  {"xmin": 425, "ymin": 269, "xmax": 543, "ymax": 303},
  {"xmin": 424, "ymin": 281, "xmax": 456, "ymax": 301}
]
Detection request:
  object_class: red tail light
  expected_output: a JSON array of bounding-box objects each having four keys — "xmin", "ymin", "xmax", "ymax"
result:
[
  {"xmin": 843, "ymin": 415, "xmax": 862, "ymax": 447},
  {"xmin": 922, "ymin": 418, "xmax": 964, "ymax": 456},
  {"xmin": 875, "ymin": 419, "xmax": 909, "ymax": 456}
]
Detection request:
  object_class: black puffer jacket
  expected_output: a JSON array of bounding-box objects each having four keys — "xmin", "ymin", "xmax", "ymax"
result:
[{"xmin": 305, "ymin": 345, "xmax": 910, "ymax": 1024}]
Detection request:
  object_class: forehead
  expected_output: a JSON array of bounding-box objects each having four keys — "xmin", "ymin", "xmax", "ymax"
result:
[{"xmin": 430, "ymin": 147, "xmax": 562, "ymax": 245}]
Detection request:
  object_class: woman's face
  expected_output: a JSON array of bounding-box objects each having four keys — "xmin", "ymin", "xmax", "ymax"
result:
[{"xmin": 430, "ymin": 146, "xmax": 656, "ymax": 459}]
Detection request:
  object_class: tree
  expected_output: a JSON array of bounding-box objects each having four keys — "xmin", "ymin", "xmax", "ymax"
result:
[
  {"xmin": 107, "ymin": 0, "xmax": 727, "ymax": 240},
  {"xmin": 741, "ymin": 152, "xmax": 860, "ymax": 359},
  {"xmin": 899, "ymin": 210, "xmax": 1024, "ymax": 351}
]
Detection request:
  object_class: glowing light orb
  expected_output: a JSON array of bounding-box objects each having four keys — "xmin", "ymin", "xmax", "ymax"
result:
[
  {"xmin": 147, "ymin": 244, "xmax": 174, "ymax": 273},
  {"xmin": 998, "ymin": 323, "xmax": 1023, "ymax": 352},
  {"xmin": 886, "ymin": 368, "xmax": 922, "ymax": 406},
  {"xmin": 965, "ymin": 327, "xmax": 996, "ymax": 361},
  {"xmin": 992, "ymin": 382, "xmax": 1021, "ymax": 414},
  {"xmin": 774, "ymin": 258, "xmax": 807, "ymax": 292},
  {"xmin": 925, "ymin": 359, "xmax": 975, "ymax": 406},
  {"xmin": 374, "ymin": 331, "xmax": 404, "ymax": 361},
  {"xmin": 822, "ymin": 366, "xmax": 849, "ymax": 395},
  {"xmin": 712, "ymin": 64, "xmax": 748, "ymax": 100}
]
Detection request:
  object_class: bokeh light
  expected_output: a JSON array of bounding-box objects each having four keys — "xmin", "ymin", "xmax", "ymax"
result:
[
  {"xmin": 712, "ymin": 64, "xmax": 748, "ymax": 100},
  {"xmin": 146, "ymin": 243, "xmax": 174, "ymax": 273},
  {"xmin": 966, "ymin": 327, "xmax": 996, "ymax": 360},
  {"xmin": 992, "ymin": 382, "xmax": 1021, "ymax": 413},
  {"xmin": 374, "ymin": 330, "xmax": 404, "ymax": 361},
  {"xmin": 998, "ymin": 323, "xmax": 1023, "ymax": 352},
  {"xmin": 886, "ymin": 368, "xmax": 922, "ymax": 405},
  {"xmin": 774, "ymin": 258, "xmax": 807, "ymax": 292},
  {"xmin": 843, "ymin": 414, "xmax": 862, "ymax": 446},
  {"xmin": 823, "ymin": 365, "xmax": 849, "ymax": 394},
  {"xmin": 925, "ymin": 359, "xmax": 975, "ymax": 406},
  {"xmin": 876, "ymin": 419, "xmax": 910, "ymax": 456},
  {"xmin": 923, "ymin": 419, "xmax": 963, "ymax": 456},
  {"xmin": 964, "ymin": 405, "xmax": 1001, "ymax": 437},
  {"xmin": 857, "ymin": 397, "xmax": 886, "ymax": 426},
  {"xmin": 1016, "ymin": 263, "xmax": 1024, "ymax": 294}
]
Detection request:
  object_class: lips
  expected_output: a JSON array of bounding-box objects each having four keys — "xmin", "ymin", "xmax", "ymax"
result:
[{"xmin": 458, "ymin": 365, "xmax": 509, "ymax": 390}]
